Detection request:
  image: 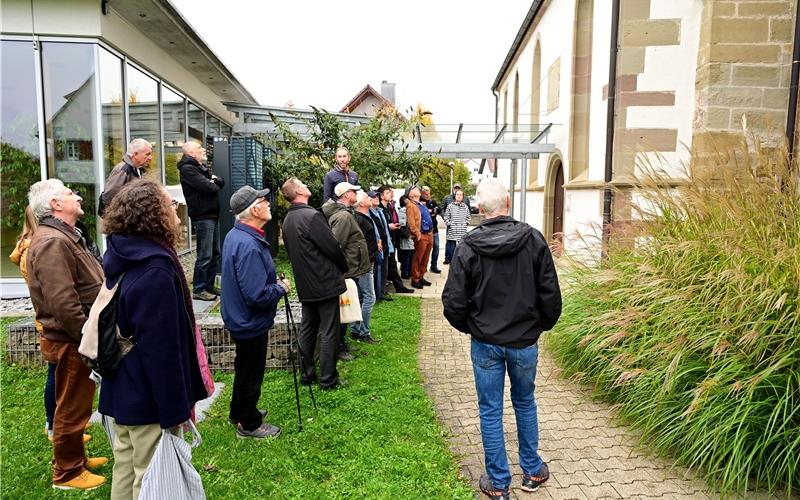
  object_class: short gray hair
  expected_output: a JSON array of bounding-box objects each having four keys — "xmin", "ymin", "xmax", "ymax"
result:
[
  {"xmin": 127, "ymin": 138, "xmax": 152, "ymax": 155},
  {"xmin": 181, "ymin": 142, "xmax": 199, "ymax": 155},
  {"xmin": 235, "ymin": 199, "xmax": 260, "ymax": 221},
  {"xmin": 28, "ymin": 179, "xmax": 66, "ymax": 219},
  {"xmin": 421, "ymin": 186, "xmax": 431, "ymax": 193},
  {"xmin": 476, "ymin": 178, "xmax": 509, "ymax": 216}
]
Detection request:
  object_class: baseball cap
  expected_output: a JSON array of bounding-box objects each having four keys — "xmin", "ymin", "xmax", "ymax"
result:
[
  {"xmin": 334, "ymin": 182, "xmax": 361, "ymax": 197},
  {"xmin": 230, "ymin": 185, "xmax": 270, "ymax": 213},
  {"xmin": 454, "ymin": 183, "xmax": 462, "ymax": 189},
  {"xmin": 367, "ymin": 190, "xmax": 380, "ymax": 198}
]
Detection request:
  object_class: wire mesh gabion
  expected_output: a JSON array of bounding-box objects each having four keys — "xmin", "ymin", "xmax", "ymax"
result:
[{"xmin": 4, "ymin": 301, "xmax": 304, "ymax": 372}]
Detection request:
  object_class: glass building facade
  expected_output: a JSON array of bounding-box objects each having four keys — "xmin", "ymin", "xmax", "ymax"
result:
[{"xmin": 0, "ymin": 37, "xmax": 232, "ymax": 278}]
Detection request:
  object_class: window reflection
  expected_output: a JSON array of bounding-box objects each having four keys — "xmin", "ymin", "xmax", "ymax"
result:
[
  {"xmin": 100, "ymin": 48, "xmax": 124, "ymax": 176},
  {"xmin": 0, "ymin": 40, "xmax": 42, "ymax": 278},
  {"xmin": 188, "ymin": 102, "xmax": 205, "ymax": 144},
  {"xmin": 41, "ymin": 42, "xmax": 100, "ymax": 243},
  {"xmin": 127, "ymin": 64, "xmax": 161, "ymax": 181},
  {"xmin": 162, "ymin": 85, "xmax": 190, "ymax": 250},
  {"xmin": 206, "ymin": 115, "xmax": 220, "ymax": 139}
]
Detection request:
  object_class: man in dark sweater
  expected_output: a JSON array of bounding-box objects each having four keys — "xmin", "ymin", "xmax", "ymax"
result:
[
  {"xmin": 280, "ymin": 177, "xmax": 348, "ymax": 390},
  {"xmin": 322, "ymin": 146, "xmax": 359, "ymax": 203},
  {"xmin": 442, "ymin": 178, "xmax": 561, "ymax": 499},
  {"xmin": 178, "ymin": 142, "xmax": 225, "ymax": 301}
]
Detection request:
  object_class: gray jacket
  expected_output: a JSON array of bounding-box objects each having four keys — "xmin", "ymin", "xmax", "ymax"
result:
[{"xmin": 321, "ymin": 200, "xmax": 371, "ymax": 279}]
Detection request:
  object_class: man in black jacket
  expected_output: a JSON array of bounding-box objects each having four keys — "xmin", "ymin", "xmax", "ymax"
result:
[
  {"xmin": 99, "ymin": 138, "xmax": 152, "ymax": 215},
  {"xmin": 442, "ymin": 178, "xmax": 561, "ymax": 499},
  {"xmin": 378, "ymin": 185, "xmax": 414, "ymax": 294},
  {"xmin": 178, "ymin": 142, "xmax": 225, "ymax": 301},
  {"xmin": 351, "ymin": 190, "xmax": 380, "ymax": 344},
  {"xmin": 281, "ymin": 178, "xmax": 349, "ymax": 390}
]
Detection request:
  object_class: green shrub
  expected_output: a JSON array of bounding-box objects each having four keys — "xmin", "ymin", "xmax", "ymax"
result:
[{"xmin": 548, "ymin": 138, "xmax": 799, "ymax": 495}]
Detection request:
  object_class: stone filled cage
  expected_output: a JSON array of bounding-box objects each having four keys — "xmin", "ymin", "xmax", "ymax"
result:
[{"xmin": 4, "ymin": 302, "xmax": 304, "ymax": 372}]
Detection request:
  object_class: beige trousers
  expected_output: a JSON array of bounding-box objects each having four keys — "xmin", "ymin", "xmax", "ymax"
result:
[{"xmin": 110, "ymin": 422, "xmax": 162, "ymax": 500}]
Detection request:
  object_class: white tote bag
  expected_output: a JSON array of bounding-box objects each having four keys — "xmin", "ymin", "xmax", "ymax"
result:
[
  {"xmin": 139, "ymin": 420, "xmax": 206, "ymax": 500},
  {"xmin": 339, "ymin": 278, "xmax": 362, "ymax": 324}
]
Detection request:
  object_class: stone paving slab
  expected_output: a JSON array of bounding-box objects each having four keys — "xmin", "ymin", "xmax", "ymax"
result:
[{"xmin": 416, "ymin": 267, "xmax": 789, "ymax": 499}]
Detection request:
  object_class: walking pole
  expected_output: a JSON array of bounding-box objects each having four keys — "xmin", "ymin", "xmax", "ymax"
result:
[
  {"xmin": 284, "ymin": 300, "xmax": 317, "ymax": 410},
  {"xmin": 280, "ymin": 276, "xmax": 304, "ymax": 431}
]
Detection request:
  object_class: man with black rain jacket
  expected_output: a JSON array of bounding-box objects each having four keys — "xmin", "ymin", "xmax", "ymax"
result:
[
  {"xmin": 280, "ymin": 177, "xmax": 348, "ymax": 390},
  {"xmin": 442, "ymin": 178, "xmax": 561, "ymax": 499}
]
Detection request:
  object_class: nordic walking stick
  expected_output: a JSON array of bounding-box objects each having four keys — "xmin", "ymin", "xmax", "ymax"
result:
[
  {"xmin": 279, "ymin": 276, "xmax": 304, "ymax": 431},
  {"xmin": 284, "ymin": 297, "xmax": 317, "ymax": 410}
]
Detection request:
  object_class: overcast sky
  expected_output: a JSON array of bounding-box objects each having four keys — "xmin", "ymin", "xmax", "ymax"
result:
[{"xmin": 171, "ymin": 0, "xmax": 532, "ymax": 126}]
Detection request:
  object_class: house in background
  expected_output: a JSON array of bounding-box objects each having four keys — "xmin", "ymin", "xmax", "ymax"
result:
[
  {"xmin": 341, "ymin": 81, "xmax": 397, "ymax": 116},
  {"xmin": 492, "ymin": 0, "xmax": 797, "ymax": 258},
  {"xmin": 0, "ymin": 0, "xmax": 257, "ymax": 296}
]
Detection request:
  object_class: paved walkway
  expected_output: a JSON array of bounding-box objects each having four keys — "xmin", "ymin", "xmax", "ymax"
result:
[{"xmin": 415, "ymin": 260, "xmax": 782, "ymax": 499}]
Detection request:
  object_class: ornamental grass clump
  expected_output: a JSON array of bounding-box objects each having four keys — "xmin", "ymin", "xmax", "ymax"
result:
[{"xmin": 548, "ymin": 138, "xmax": 799, "ymax": 495}]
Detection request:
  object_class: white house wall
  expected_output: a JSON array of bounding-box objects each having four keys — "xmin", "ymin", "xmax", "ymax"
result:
[{"xmin": 1, "ymin": 0, "xmax": 102, "ymax": 37}]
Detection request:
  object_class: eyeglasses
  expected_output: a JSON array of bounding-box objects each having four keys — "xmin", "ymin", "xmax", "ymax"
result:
[{"xmin": 170, "ymin": 200, "xmax": 179, "ymax": 208}]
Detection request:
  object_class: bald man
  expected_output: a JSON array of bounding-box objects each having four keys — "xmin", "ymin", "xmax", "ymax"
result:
[{"xmin": 178, "ymin": 141, "xmax": 225, "ymax": 301}]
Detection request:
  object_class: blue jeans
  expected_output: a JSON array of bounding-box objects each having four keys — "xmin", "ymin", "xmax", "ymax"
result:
[
  {"xmin": 471, "ymin": 338, "xmax": 543, "ymax": 490},
  {"xmin": 399, "ymin": 249, "xmax": 413, "ymax": 279},
  {"xmin": 373, "ymin": 253, "xmax": 384, "ymax": 300},
  {"xmin": 444, "ymin": 239, "xmax": 457, "ymax": 263},
  {"xmin": 350, "ymin": 271, "xmax": 375, "ymax": 338},
  {"xmin": 430, "ymin": 231, "xmax": 440, "ymax": 270},
  {"xmin": 193, "ymin": 218, "xmax": 220, "ymax": 293},
  {"xmin": 45, "ymin": 362, "xmax": 56, "ymax": 429}
]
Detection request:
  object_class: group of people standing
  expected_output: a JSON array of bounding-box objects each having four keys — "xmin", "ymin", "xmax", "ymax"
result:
[{"xmin": 10, "ymin": 138, "xmax": 562, "ymax": 500}]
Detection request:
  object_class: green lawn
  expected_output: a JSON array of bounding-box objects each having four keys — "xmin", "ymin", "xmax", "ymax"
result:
[{"xmin": 0, "ymin": 299, "xmax": 472, "ymax": 498}]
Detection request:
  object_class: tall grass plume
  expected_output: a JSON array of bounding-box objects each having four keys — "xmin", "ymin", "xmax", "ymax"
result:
[{"xmin": 549, "ymin": 137, "xmax": 799, "ymax": 495}]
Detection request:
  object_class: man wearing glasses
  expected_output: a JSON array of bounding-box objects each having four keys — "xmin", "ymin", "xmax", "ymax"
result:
[{"xmin": 221, "ymin": 186, "xmax": 291, "ymax": 439}]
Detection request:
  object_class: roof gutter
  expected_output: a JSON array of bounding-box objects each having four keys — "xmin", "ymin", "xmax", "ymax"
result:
[
  {"xmin": 786, "ymin": 0, "xmax": 800, "ymax": 163},
  {"xmin": 602, "ymin": 0, "xmax": 621, "ymax": 258}
]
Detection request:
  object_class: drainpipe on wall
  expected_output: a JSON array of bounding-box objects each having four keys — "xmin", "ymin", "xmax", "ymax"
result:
[
  {"xmin": 785, "ymin": 0, "xmax": 800, "ymax": 166},
  {"xmin": 493, "ymin": 90, "xmax": 500, "ymax": 178},
  {"xmin": 602, "ymin": 0, "xmax": 621, "ymax": 259}
]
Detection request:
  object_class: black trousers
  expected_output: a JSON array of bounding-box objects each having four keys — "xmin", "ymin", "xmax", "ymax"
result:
[
  {"xmin": 229, "ymin": 333, "xmax": 268, "ymax": 431},
  {"xmin": 386, "ymin": 251, "xmax": 404, "ymax": 292},
  {"xmin": 299, "ymin": 297, "xmax": 341, "ymax": 388}
]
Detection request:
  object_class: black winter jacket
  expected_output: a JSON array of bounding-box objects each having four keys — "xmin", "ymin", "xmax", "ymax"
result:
[
  {"xmin": 282, "ymin": 203, "xmax": 348, "ymax": 302},
  {"xmin": 441, "ymin": 215, "xmax": 561, "ymax": 348},
  {"xmin": 354, "ymin": 211, "xmax": 379, "ymax": 263},
  {"xmin": 178, "ymin": 155, "xmax": 225, "ymax": 220}
]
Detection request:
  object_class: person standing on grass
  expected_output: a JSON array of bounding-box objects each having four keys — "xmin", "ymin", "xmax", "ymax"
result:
[
  {"xmin": 221, "ymin": 186, "xmax": 291, "ymax": 438},
  {"xmin": 351, "ymin": 190, "xmax": 380, "ymax": 344},
  {"xmin": 178, "ymin": 141, "xmax": 225, "ymax": 301},
  {"xmin": 323, "ymin": 146, "xmax": 359, "ymax": 203},
  {"xmin": 443, "ymin": 189, "xmax": 471, "ymax": 265},
  {"xmin": 99, "ymin": 180, "xmax": 208, "ymax": 499},
  {"xmin": 26, "ymin": 179, "xmax": 107, "ymax": 491},
  {"xmin": 442, "ymin": 178, "xmax": 562, "ymax": 499},
  {"xmin": 280, "ymin": 177, "xmax": 349, "ymax": 391},
  {"xmin": 321, "ymin": 181, "xmax": 371, "ymax": 366},
  {"xmin": 378, "ymin": 185, "xmax": 415, "ymax": 294}
]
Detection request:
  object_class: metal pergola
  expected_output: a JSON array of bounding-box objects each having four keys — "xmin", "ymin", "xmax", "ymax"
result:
[{"xmin": 222, "ymin": 102, "xmax": 557, "ymax": 223}]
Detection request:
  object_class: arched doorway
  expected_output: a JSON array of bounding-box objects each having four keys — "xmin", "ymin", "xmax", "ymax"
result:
[{"xmin": 548, "ymin": 159, "xmax": 565, "ymax": 254}]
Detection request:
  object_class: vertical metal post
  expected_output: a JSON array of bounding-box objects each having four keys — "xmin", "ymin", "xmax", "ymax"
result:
[
  {"xmin": 520, "ymin": 157, "xmax": 528, "ymax": 223},
  {"xmin": 509, "ymin": 158, "xmax": 515, "ymax": 217},
  {"xmin": 122, "ymin": 57, "xmax": 130, "ymax": 145},
  {"xmin": 603, "ymin": 0, "xmax": 621, "ymax": 259},
  {"xmin": 33, "ymin": 36, "xmax": 47, "ymax": 181}
]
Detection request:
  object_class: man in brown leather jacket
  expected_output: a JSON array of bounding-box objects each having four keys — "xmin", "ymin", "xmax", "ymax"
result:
[{"xmin": 27, "ymin": 179, "xmax": 107, "ymax": 491}]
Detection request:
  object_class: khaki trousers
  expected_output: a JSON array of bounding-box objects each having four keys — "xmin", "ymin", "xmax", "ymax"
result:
[
  {"xmin": 110, "ymin": 422, "xmax": 162, "ymax": 500},
  {"xmin": 39, "ymin": 338, "xmax": 95, "ymax": 483}
]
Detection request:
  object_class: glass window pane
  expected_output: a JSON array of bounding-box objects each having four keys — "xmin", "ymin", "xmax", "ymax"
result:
[
  {"xmin": 41, "ymin": 42, "xmax": 100, "ymax": 243},
  {"xmin": 127, "ymin": 64, "xmax": 161, "ymax": 181},
  {"xmin": 221, "ymin": 122, "xmax": 232, "ymax": 137},
  {"xmin": 207, "ymin": 115, "xmax": 220, "ymax": 138},
  {"xmin": 99, "ymin": 48, "xmax": 124, "ymax": 177},
  {"xmin": 188, "ymin": 102, "xmax": 204, "ymax": 144},
  {"xmin": 162, "ymin": 85, "xmax": 189, "ymax": 251},
  {"xmin": 0, "ymin": 40, "xmax": 42, "ymax": 278}
]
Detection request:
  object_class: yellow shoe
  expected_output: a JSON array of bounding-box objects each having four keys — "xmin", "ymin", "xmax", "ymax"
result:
[
  {"xmin": 52, "ymin": 470, "xmax": 106, "ymax": 491},
  {"xmin": 85, "ymin": 457, "xmax": 109, "ymax": 470},
  {"xmin": 48, "ymin": 433, "xmax": 92, "ymax": 443}
]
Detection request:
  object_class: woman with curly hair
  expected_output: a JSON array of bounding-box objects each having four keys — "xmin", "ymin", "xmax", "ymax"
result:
[{"xmin": 99, "ymin": 179, "xmax": 207, "ymax": 500}]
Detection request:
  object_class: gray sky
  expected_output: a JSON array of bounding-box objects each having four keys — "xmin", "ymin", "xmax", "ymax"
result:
[{"xmin": 171, "ymin": 0, "xmax": 531, "ymax": 126}]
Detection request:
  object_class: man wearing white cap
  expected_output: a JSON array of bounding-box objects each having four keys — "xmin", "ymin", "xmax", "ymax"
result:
[{"xmin": 321, "ymin": 182, "xmax": 371, "ymax": 370}]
